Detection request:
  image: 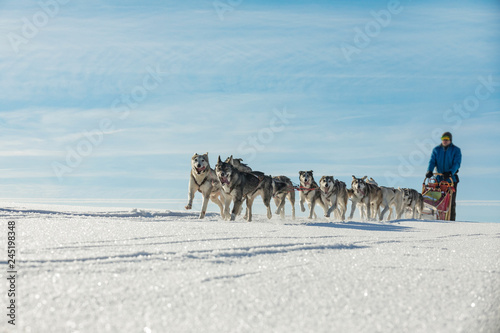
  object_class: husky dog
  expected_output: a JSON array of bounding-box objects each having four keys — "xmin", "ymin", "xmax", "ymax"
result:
[
  {"xmin": 365, "ymin": 177, "xmax": 404, "ymax": 221},
  {"xmin": 347, "ymin": 188, "xmax": 365, "ymax": 220},
  {"xmin": 272, "ymin": 176, "xmax": 296, "ymax": 220},
  {"xmin": 298, "ymin": 171, "xmax": 327, "ymax": 219},
  {"xmin": 185, "ymin": 153, "xmax": 225, "ymax": 219},
  {"xmin": 378, "ymin": 187, "xmax": 405, "ymax": 221},
  {"xmin": 398, "ymin": 188, "xmax": 424, "ymax": 219},
  {"xmin": 225, "ymin": 155, "xmax": 276, "ymax": 219},
  {"xmin": 215, "ymin": 156, "xmax": 273, "ymax": 222},
  {"xmin": 347, "ymin": 188, "xmax": 371, "ymax": 220},
  {"xmin": 319, "ymin": 176, "xmax": 348, "ymax": 221},
  {"xmin": 364, "ymin": 177, "xmax": 382, "ymax": 219},
  {"xmin": 245, "ymin": 170, "xmax": 275, "ymax": 220},
  {"xmin": 224, "ymin": 155, "xmax": 254, "ymax": 217},
  {"xmin": 349, "ymin": 176, "xmax": 382, "ymax": 221}
]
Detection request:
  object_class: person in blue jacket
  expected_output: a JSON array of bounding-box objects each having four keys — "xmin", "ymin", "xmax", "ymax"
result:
[{"xmin": 426, "ymin": 132, "xmax": 462, "ymax": 221}]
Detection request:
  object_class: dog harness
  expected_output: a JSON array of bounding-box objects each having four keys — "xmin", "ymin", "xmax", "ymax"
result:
[{"xmin": 192, "ymin": 174, "xmax": 209, "ymax": 188}]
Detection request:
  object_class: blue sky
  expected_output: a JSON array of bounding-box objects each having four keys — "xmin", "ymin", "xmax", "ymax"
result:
[{"xmin": 1, "ymin": 0, "xmax": 499, "ymax": 221}]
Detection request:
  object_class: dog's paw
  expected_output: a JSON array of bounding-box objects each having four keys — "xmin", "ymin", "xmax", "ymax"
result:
[
  {"xmin": 300, "ymin": 206, "xmax": 306, "ymax": 213},
  {"xmin": 185, "ymin": 204, "xmax": 192, "ymax": 210}
]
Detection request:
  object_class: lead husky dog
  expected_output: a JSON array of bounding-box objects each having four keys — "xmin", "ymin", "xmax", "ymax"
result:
[
  {"xmin": 398, "ymin": 188, "xmax": 424, "ymax": 219},
  {"xmin": 299, "ymin": 171, "xmax": 327, "ymax": 219},
  {"xmin": 319, "ymin": 176, "xmax": 348, "ymax": 221},
  {"xmin": 272, "ymin": 176, "xmax": 296, "ymax": 220},
  {"xmin": 366, "ymin": 177, "xmax": 404, "ymax": 221},
  {"xmin": 215, "ymin": 156, "xmax": 273, "ymax": 221},
  {"xmin": 349, "ymin": 175, "xmax": 382, "ymax": 221},
  {"xmin": 185, "ymin": 153, "xmax": 225, "ymax": 219}
]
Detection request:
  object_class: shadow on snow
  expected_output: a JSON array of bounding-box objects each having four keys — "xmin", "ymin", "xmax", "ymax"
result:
[{"xmin": 303, "ymin": 221, "xmax": 413, "ymax": 232}]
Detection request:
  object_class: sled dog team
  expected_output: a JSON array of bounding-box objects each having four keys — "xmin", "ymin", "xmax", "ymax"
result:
[{"xmin": 186, "ymin": 153, "xmax": 424, "ymax": 222}]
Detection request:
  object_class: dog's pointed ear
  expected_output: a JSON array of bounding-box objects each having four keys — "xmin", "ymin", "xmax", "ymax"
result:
[
  {"xmin": 362, "ymin": 176, "xmax": 367, "ymax": 181},
  {"xmin": 192, "ymin": 153, "xmax": 198, "ymax": 159},
  {"xmin": 217, "ymin": 155, "xmax": 222, "ymax": 164},
  {"xmin": 205, "ymin": 152, "xmax": 209, "ymax": 157},
  {"xmin": 229, "ymin": 155, "xmax": 234, "ymax": 164},
  {"xmin": 309, "ymin": 170, "xmax": 313, "ymax": 174},
  {"xmin": 352, "ymin": 175, "xmax": 356, "ymax": 180},
  {"xmin": 299, "ymin": 171, "xmax": 304, "ymax": 175}
]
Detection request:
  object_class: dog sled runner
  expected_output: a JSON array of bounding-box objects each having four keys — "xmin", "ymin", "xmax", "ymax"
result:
[{"xmin": 421, "ymin": 173, "xmax": 455, "ymax": 221}]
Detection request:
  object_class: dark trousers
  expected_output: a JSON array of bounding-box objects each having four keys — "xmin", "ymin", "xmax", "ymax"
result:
[{"xmin": 450, "ymin": 182, "xmax": 458, "ymax": 221}]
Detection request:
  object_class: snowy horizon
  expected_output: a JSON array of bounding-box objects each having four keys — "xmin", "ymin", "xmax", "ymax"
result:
[{"xmin": 1, "ymin": 0, "xmax": 499, "ymax": 222}]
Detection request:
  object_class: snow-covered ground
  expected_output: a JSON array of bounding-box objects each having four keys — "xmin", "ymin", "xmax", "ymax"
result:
[{"xmin": 1, "ymin": 202, "xmax": 499, "ymax": 333}]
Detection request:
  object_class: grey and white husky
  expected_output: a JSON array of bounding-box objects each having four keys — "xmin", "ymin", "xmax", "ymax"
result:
[
  {"xmin": 366, "ymin": 177, "xmax": 404, "ymax": 221},
  {"xmin": 224, "ymin": 155, "xmax": 275, "ymax": 219},
  {"xmin": 299, "ymin": 171, "xmax": 327, "ymax": 219},
  {"xmin": 215, "ymin": 156, "xmax": 273, "ymax": 221},
  {"xmin": 398, "ymin": 188, "xmax": 424, "ymax": 219},
  {"xmin": 349, "ymin": 175, "xmax": 382, "ymax": 221},
  {"xmin": 185, "ymin": 153, "xmax": 225, "ymax": 219},
  {"xmin": 272, "ymin": 176, "xmax": 296, "ymax": 220},
  {"xmin": 379, "ymin": 187, "xmax": 404, "ymax": 221},
  {"xmin": 319, "ymin": 176, "xmax": 348, "ymax": 221}
]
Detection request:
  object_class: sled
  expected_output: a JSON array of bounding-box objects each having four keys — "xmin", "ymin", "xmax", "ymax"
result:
[{"xmin": 421, "ymin": 173, "xmax": 455, "ymax": 221}]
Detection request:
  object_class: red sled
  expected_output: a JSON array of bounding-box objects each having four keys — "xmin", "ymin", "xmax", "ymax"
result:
[{"xmin": 421, "ymin": 173, "xmax": 455, "ymax": 221}]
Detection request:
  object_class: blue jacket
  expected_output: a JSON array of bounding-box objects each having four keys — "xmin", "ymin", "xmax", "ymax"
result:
[{"xmin": 427, "ymin": 143, "xmax": 462, "ymax": 182}]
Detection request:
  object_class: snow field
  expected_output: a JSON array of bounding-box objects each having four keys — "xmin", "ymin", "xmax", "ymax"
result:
[{"xmin": 0, "ymin": 203, "xmax": 499, "ymax": 333}]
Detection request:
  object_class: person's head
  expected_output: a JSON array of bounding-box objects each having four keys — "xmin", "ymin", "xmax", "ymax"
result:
[{"xmin": 441, "ymin": 132, "xmax": 452, "ymax": 147}]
